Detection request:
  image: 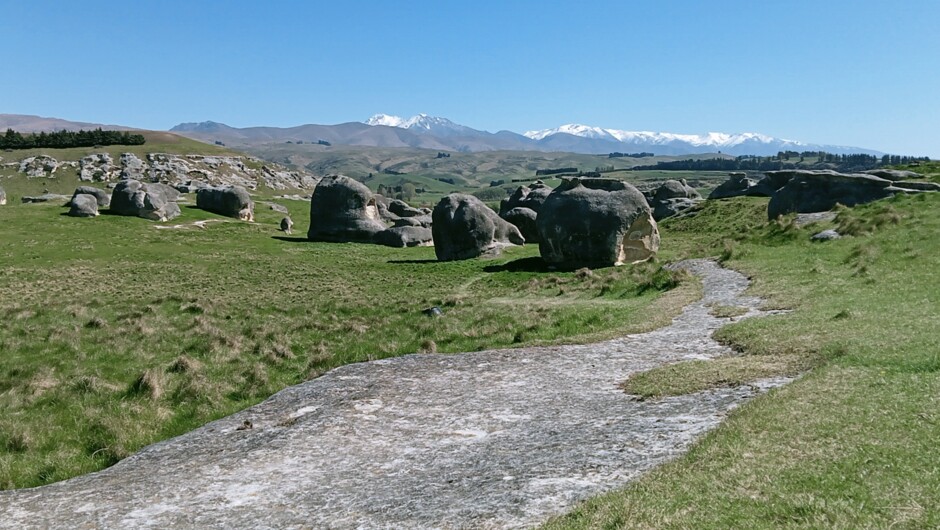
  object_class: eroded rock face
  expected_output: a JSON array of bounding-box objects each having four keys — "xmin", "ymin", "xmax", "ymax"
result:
[
  {"xmin": 538, "ymin": 178, "xmax": 659, "ymax": 268},
  {"xmin": 864, "ymin": 169, "xmax": 923, "ymax": 181},
  {"xmin": 19, "ymin": 156, "xmax": 59, "ymax": 178},
  {"xmin": 68, "ymin": 194, "xmax": 99, "ymax": 217},
  {"xmin": 71, "ymin": 186, "xmax": 111, "ymax": 208},
  {"xmin": 119, "ymin": 153, "xmax": 146, "ymax": 180},
  {"xmin": 110, "ymin": 179, "xmax": 181, "ymax": 222},
  {"xmin": 196, "ymin": 185, "xmax": 254, "ymax": 221},
  {"xmin": 79, "ymin": 153, "xmax": 114, "ymax": 182},
  {"xmin": 307, "ymin": 175, "xmax": 387, "ymax": 242},
  {"xmin": 432, "ymin": 193, "xmax": 524, "ymax": 261},
  {"xmin": 765, "ymin": 170, "xmax": 930, "ymax": 220}
]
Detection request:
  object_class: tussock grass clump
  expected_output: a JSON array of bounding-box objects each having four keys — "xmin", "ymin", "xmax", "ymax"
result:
[{"xmin": 127, "ymin": 369, "xmax": 165, "ymax": 400}]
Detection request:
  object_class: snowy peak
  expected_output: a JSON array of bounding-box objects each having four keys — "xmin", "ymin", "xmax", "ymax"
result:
[
  {"xmin": 524, "ymin": 124, "xmax": 803, "ymax": 150},
  {"xmin": 365, "ymin": 113, "xmax": 482, "ymax": 137}
]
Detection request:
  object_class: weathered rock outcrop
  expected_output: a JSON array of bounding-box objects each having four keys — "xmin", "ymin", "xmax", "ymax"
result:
[
  {"xmin": 432, "ymin": 194, "xmax": 524, "ymax": 261},
  {"xmin": 307, "ymin": 175, "xmax": 388, "ymax": 242},
  {"xmin": 766, "ymin": 170, "xmax": 934, "ymax": 220},
  {"xmin": 651, "ymin": 179, "xmax": 702, "ymax": 220},
  {"xmin": 498, "ymin": 182, "xmax": 553, "ymax": 242},
  {"xmin": 79, "ymin": 153, "xmax": 114, "ymax": 181},
  {"xmin": 863, "ymin": 169, "xmax": 923, "ymax": 181},
  {"xmin": 110, "ymin": 179, "xmax": 181, "ymax": 221},
  {"xmin": 21, "ymin": 193, "xmax": 71, "ymax": 203},
  {"xmin": 70, "ymin": 186, "xmax": 111, "ymax": 208},
  {"xmin": 709, "ymin": 171, "xmax": 791, "ymax": 199},
  {"xmin": 375, "ymin": 226, "xmax": 434, "ymax": 248},
  {"xmin": 538, "ymin": 178, "xmax": 659, "ymax": 268},
  {"xmin": 196, "ymin": 185, "xmax": 254, "ymax": 221},
  {"xmin": 19, "ymin": 155, "xmax": 60, "ymax": 178},
  {"xmin": 68, "ymin": 194, "xmax": 99, "ymax": 217},
  {"xmin": 119, "ymin": 153, "xmax": 147, "ymax": 180}
]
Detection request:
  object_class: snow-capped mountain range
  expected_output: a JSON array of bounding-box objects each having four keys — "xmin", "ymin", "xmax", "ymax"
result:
[
  {"xmin": 167, "ymin": 113, "xmax": 881, "ymax": 156},
  {"xmin": 362, "ymin": 114, "xmax": 878, "ymax": 155}
]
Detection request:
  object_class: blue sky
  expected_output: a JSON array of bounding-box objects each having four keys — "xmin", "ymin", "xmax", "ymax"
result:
[{"xmin": 2, "ymin": 0, "xmax": 938, "ymax": 155}]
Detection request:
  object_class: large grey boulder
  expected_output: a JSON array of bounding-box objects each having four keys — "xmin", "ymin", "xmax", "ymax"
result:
[
  {"xmin": 196, "ymin": 185, "xmax": 254, "ymax": 221},
  {"xmin": 499, "ymin": 181, "xmax": 553, "ymax": 216},
  {"xmin": 388, "ymin": 199, "xmax": 425, "ymax": 218},
  {"xmin": 432, "ymin": 194, "xmax": 524, "ymax": 261},
  {"xmin": 307, "ymin": 175, "xmax": 388, "ymax": 243},
  {"xmin": 110, "ymin": 179, "xmax": 181, "ymax": 221},
  {"xmin": 501, "ymin": 206, "xmax": 539, "ymax": 242},
  {"xmin": 766, "ymin": 170, "xmax": 925, "ymax": 220},
  {"xmin": 71, "ymin": 186, "xmax": 111, "ymax": 208},
  {"xmin": 651, "ymin": 179, "xmax": 701, "ymax": 220},
  {"xmin": 709, "ymin": 172, "xmax": 790, "ymax": 199},
  {"xmin": 375, "ymin": 226, "xmax": 434, "ymax": 248},
  {"xmin": 499, "ymin": 182, "xmax": 554, "ymax": 242},
  {"xmin": 538, "ymin": 178, "xmax": 660, "ymax": 268},
  {"xmin": 0, "ymin": 186, "xmax": 6, "ymax": 205},
  {"xmin": 68, "ymin": 194, "xmax": 99, "ymax": 217}
]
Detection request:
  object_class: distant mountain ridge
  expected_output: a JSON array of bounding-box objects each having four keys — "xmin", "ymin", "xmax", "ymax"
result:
[{"xmin": 3, "ymin": 113, "xmax": 882, "ymax": 156}]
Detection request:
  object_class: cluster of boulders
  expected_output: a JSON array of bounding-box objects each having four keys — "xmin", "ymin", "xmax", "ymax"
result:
[
  {"xmin": 498, "ymin": 181, "xmax": 552, "ymax": 242},
  {"xmin": 307, "ymin": 176, "xmax": 433, "ymax": 248},
  {"xmin": 67, "ymin": 186, "xmax": 111, "ymax": 217},
  {"xmin": 708, "ymin": 169, "xmax": 938, "ymax": 219},
  {"xmin": 9, "ymin": 153, "xmax": 318, "ymax": 190},
  {"xmin": 303, "ymin": 175, "xmax": 660, "ymax": 268},
  {"xmin": 647, "ymin": 179, "xmax": 702, "ymax": 220}
]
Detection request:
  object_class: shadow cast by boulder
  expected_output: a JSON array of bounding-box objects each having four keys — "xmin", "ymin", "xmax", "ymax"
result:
[
  {"xmin": 483, "ymin": 257, "xmax": 551, "ymax": 273},
  {"xmin": 386, "ymin": 259, "xmax": 439, "ymax": 265},
  {"xmin": 271, "ymin": 236, "xmax": 310, "ymax": 243}
]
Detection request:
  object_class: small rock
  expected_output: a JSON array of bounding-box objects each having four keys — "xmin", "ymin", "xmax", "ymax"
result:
[
  {"xmin": 811, "ymin": 229, "xmax": 842, "ymax": 241},
  {"xmin": 422, "ymin": 306, "xmax": 443, "ymax": 317}
]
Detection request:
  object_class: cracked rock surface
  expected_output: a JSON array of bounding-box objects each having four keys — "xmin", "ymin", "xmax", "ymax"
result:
[{"xmin": 0, "ymin": 259, "xmax": 789, "ymax": 529}]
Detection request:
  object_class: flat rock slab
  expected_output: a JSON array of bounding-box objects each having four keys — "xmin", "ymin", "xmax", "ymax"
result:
[{"xmin": 0, "ymin": 260, "xmax": 789, "ymax": 529}]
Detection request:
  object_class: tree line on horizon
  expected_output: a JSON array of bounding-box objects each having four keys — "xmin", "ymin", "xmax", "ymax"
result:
[
  {"xmin": 632, "ymin": 151, "xmax": 930, "ymax": 172},
  {"xmin": 1, "ymin": 128, "xmax": 146, "ymax": 150}
]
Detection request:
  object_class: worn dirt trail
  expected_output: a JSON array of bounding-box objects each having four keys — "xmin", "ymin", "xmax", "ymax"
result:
[{"xmin": 0, "ymin": 259, "xmax": 789, "ymax": 529}]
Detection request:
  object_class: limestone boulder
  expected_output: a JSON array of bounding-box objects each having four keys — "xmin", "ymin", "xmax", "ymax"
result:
[
  {"xmin": 110, "ymin": 179, "xmax": 181, "ymax": 221},
  {"xmin": 0, "ymin": 186, "xmax": 6, "ymax": 205},
  {"xmin": 766, "ymin": 170, "xmax": 918, "ymax": 220},
  {"xmin": 21, "ymin": 193, "xmax": 71, "ymax": 204},
  {"xmin": 432, "ymin": 194, "xmax": 524, "ymax": 261},
  {"xmin": 71, "ymin": 186, "xmax": 111, "ymax": 208},
  {"xmin": 375, "ymin": 226, "xmax": 434, "ymax": 248},
  {"xmin": 388, "ymin": 199, "xmax": 425, "ymax": 218},
  {"xmin": 651, "ymin": 179, "xmax": 701, "ymax": 220},
  {"xmin": 196, "ymin": 185, "xmax": 254, "ymax": 221},
  {"xmin": 499, "ymin": 181, "xmax": 553, "ymax": 216},
  {"xmin": 501, "ymin": 207, "xmax": 539, "ymax": 242},
  {"xmin": 708, "ymin": 172, "xmax": 757, "ymax": 199},
  {"xmin": 307, "ymin": 175, "xmax": 388, "ymax": 243},
  {"xmin": 120, "ymin": 153, "xmax": 147, "ymax": 180},
  {"xmin": 538, "ymin": 178, "xmax": 659, "ymax": 268},
  {"xmin": 68, "ymin": 194, "xmax": 99, "ymax": 217}
]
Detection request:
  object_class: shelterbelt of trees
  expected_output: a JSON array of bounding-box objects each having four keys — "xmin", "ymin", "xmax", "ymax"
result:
[
  {"xmin": 632, "ymin": 151, "xmax": 931, "ymax": 173},
  {"xmin": 1, "ymin": 128, "xmax": 146, "ymax": 150}
]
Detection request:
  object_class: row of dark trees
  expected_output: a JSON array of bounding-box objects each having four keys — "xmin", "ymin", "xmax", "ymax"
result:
[
  {"xmin": 634, "ymin": 151, "xmax": 931, "ymax": 173},
  {"xmin": 608, "ymin": 152, "xmax": 654, "ymax": 158},
  {"xmin": 1, "ymin": 128, "xmax": 146, "ymax": 150}
]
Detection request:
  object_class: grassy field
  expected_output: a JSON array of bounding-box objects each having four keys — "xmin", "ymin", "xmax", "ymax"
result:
[
  {"xmin": 545, "ymin": 164, "xmax": 940, "ymax": 528},
  {"xmin": 0, "ymin": 181, "xmax": 696, "ymax": 489}
]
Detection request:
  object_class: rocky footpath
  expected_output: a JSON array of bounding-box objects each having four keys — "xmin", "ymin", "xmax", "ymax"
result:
[
  {"xmin": 0, "ymin": 260, "xmax": 790, "ymax": 529},
  {"xmin": 5, "ymin": 153, "xmax": 318, "ymax": 190}
]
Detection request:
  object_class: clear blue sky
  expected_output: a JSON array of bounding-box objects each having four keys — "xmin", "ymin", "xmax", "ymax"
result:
[{"xmin": 2, "ymin": 0, "xmax": 938, "ymax": 156}]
